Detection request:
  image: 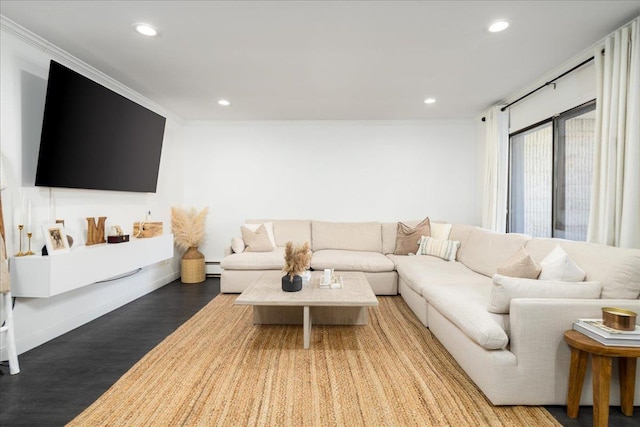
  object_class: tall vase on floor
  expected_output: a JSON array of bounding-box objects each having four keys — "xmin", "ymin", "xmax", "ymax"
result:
[
  {"xmin": 171, "ymin": 206, "xmax": 209, "ymax": 284},
  {"xmin": 181, "ymin": 246, "xmax": 205, "ymax": 283}
]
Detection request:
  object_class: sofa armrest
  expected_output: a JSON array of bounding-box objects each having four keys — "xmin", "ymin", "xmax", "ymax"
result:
[
  {"xmin": 223, "ymin": 246, "xmax": 233, "ymax": 257},
  {"xmin": 509, "ymin": 298, "xmax": 640, "ymax": 361}
]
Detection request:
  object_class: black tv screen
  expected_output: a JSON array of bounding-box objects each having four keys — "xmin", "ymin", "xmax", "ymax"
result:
[{"xmin": 35, "ymin": 60, "xmax": 166, "ymax": 193}]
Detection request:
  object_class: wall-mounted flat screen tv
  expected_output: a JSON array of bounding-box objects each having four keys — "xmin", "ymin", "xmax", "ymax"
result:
[{"xmin": 35, "ymin": 60, "xmax": 166, "ymax": 193}]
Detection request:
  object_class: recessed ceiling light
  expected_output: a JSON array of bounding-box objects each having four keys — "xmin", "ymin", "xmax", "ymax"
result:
[
  {"xmin": 488, "ymin": 20, "xmax": 509, "ymax": 33},
  {"xmin": 424, "ymin": 98, "xmax": 436, "ymax": 104},
  {"xmin": 134, "ymin": 23, "xmax": 158, "ymax": 37},
  {"xmin": 218, "ymin": 99, "xmax": 231, "ymax": 106}
]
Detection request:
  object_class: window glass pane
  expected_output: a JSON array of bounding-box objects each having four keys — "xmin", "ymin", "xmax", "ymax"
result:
[
  {"xmin": 509, "ymin": 123, "xmax": 553, "ymax": 237},
  {"xmin": 554, "ymin": 109, "xmax": 595, "ymax": 240}
]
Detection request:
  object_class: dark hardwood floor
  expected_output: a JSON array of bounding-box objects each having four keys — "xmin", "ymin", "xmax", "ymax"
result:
[
  {"xmin": 0, "ymin": 277, "xmax": 220, "ymax": 426},
  {"xmin": 1, "ymin": 276, "xmax": 637, "ymax": 426}
]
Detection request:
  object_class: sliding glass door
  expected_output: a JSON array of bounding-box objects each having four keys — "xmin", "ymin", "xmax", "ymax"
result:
[{"xmin": 508, "ymin": 101, "xmax": 595, "ymax": 240}]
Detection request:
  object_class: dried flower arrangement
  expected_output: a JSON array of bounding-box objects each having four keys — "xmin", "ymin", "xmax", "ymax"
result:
[
  {"xmin": 171, "ymin": 206, "xmax": 209, "ymax": 251},
  {"xmin": 283, "ymin": 241, "xmax": 311, "ymax": 280}
]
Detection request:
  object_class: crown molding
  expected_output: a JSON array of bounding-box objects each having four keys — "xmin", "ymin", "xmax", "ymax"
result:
[{"xmin": 0, "ymin": 15, "xmax": 184, "ymax": 125}]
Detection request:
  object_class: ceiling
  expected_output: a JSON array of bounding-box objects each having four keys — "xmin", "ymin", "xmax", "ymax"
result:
[{"xmin": 1, "ymin": 1, "xmax": 638, "ymax": 121}]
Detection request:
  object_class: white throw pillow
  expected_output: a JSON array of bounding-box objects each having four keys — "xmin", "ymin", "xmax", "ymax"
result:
[
  {"xmin": 242, "ymin": 222, "xmax": 276, "ymax": 248},
  {"xmin": 487, "ymin": 274, "xmax": 601, "ymax": 314},
  {"xmin": 231, "ymin": 237, "xmax": 245, "ymax": 253},
  {"xmin": 416, "ymin": 236, "xmax": 460, "ymax": 261},
  {"xmin": 539, "ymin": 245, "xmax": 586, "ymax": 281},
  {"xmin": 430, "ymin": 223, "xmax": 453, "ymax": 240}
]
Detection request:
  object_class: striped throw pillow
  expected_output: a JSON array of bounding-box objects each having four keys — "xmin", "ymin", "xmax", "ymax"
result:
[{"xmin": 417, "ymin": 236, "xmax": 460, "ymax": 261}]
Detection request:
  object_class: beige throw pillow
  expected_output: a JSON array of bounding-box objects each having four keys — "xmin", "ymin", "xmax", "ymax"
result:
[
  {"xmin": 241, "ymin": 224, "xmax": 274, "ymax": 252},
  {"xmin": 496, "ymin": 247, "xmax": 541, "ymax": 279},
  {"xmin": 394, "ymin": 217, "xmax": 431, "ymax": 255},
  {"xmin": 243, "ymin": 222, "xmax": 276, "ymax": 248}
]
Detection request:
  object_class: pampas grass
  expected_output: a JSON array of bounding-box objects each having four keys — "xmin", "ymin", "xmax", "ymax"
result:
[
  {"xmin": 283, "ymin": 241, "xmax": 311, "ymax": 280},
  {"xmin": 171, "ymin": 206, "xmax": 209, "ymax": 252}
]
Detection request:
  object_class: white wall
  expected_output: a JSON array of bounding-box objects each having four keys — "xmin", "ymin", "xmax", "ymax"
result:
[
  {"xmin": 182, "ymin": 120, "xmax": 480, "ymax": 261},
  {"xmin": 1, "ymin": 24, "xmax": 183, "ymax": 356}
]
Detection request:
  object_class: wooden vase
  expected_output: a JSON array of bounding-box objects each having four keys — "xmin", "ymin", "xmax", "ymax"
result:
[{"xmin": 181, "ymin": 247, "xmax": 205, "ymax": 284}]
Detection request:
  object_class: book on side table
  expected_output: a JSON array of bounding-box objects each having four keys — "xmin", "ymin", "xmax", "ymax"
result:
[{"xmin": 573, "ymin": 318, "xmax": 640, "ymax": 347}]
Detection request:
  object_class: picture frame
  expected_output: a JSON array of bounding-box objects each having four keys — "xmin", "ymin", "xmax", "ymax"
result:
[{"xmin": 42, "ymin": 223, "xmax": 70, "ymax": 254}]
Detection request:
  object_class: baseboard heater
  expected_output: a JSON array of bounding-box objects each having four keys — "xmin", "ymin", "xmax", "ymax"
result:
[{"xmin": 205, "ymin": 260, "xmax": 221, "ymax": 278}]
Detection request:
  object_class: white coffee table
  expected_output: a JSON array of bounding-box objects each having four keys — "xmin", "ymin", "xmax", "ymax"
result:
[{"xmin": 234, "ymin": 271, "xmax": 378, "ymax": 349}]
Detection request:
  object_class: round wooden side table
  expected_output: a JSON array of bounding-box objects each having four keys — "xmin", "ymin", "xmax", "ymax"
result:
[{"xmin": 564, "ymin": 329, "xmax": 640, "ymax": 427}]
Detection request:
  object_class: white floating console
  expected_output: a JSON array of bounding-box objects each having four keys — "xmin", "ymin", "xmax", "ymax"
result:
[{"xmin": 10, "ymin": 234, "xmax": 174, "ymax": 298}]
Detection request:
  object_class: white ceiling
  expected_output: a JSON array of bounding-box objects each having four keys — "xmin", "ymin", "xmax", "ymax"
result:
[{"xmin": 1, "ymin": 1, "xmax": 638, "ymax": 121}]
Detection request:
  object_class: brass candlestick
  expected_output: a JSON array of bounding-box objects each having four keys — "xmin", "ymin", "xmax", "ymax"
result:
[
  {"xmin": 15, "ymin": 224, "xmax": 25, "ymax": 256},
  {"xmin": 26, "ymin": 232, "xmax": 34, "ymax": 255}
]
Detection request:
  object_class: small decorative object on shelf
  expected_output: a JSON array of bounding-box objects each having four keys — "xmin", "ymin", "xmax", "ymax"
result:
[
  {"xmin": 107, "ymin": 225, "xmax": 129, "ymax": 243},
  {"xmin": 171, "ymin": 206, "xmax": 208, "ymax": 284},
  {"xmin": 56, "ymin": 219, "xmax": 73, "ymax": 247},
  {"xmin": 602, "ymin": 307, "xmax": 637, "ymax": 331},
  {"xmin": 42, "ymin": 223, "xmax": 70, "ymax": 254},
  {"xmin": 15, "ymin": 225, "xmax": 25, "ymax": 256},
  {"xmin": 86, "ymin": 216, "xmax": 107, "ymax": 246},
  {"xmin": 133, "ymin": 221, "xmax": 163, "ymax": 238},
  {"xmin": 25, "ymin": 231, "xmax": 34, "ymax": 255},
  {"xmin": 282, "ymin": 241, "xmax": 311, "ymax": 292}
]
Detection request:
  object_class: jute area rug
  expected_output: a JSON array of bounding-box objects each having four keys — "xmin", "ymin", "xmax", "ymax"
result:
[{"xmin": 68, "ymin": 294, "xmax": 560, "ymax": 426}]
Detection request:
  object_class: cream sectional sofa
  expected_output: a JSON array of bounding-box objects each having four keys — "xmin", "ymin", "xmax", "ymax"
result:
[{"xmin": 221, "ymin": 219, "xmax": 640, "ymax": 406}]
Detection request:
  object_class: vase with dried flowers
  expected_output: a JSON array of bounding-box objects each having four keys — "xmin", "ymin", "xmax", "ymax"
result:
[
  {"xmin": 282, "ymin": 241, "xmax": 311, "ymax": 292},
  {"xmin": 171, "ymin": 206, "xmax": 209, "ymax": 284}
]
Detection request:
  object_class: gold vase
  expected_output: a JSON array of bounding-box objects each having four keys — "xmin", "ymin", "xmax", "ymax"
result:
[{"xmin": 181, "ymin": 247, "xmax": 205, "ymax": 283}]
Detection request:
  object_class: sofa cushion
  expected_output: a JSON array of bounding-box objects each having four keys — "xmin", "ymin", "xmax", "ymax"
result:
[
  {"xmin": 426, "ymin": 280, "xmax": 509, "ymax": 350},
  {"xmin": 241, "ymin": 224, "xmax": 274, "ymax": 252},
  {"xmin": 312, "ymin": 221, "xmax": 382, "ymax": 252},
  {"xmin": 394, "ymin": 217, "xmax": 431, "ymax": 255},
  {"xmin": 448, "ymin": 224, "xmax": 477, "ymax": 261},
  {"xmin": 394, "ymin": 255, "xmax": 508, "ymax": 349},
  {"xmin": 311, "ymin": 249, "xmax": 395, "ymax": 272},
  {"xmin": 487, "ymin": 274, "xmax": 602, "ymax": 314},
  {"xmin": 458, "ymin": 228, "xmax": 530, "ymax": 277},
  {"xmin": 496, "ymin": 246, "xmax": 541, "ymax": 279},
  {"xmin": 394, "ymin": 255, "xmax": 489, "ymax": 297},
  {"xmin": 382, "ymin": 222, "xmax": 399, "ymax": 254},
  {"xmin": 539, "ymin": 245, "xmax": 586, "ymax": 282},
  {"xmin": 525, "ymin": 238, "xmax": 640, "ymax": 299},
  {"xmin": 220, "ymin": 247, "xmax": 286, "ymax": 270}
]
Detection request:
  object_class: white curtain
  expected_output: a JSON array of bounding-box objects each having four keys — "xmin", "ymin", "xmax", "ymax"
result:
[
  {"xmin": 481, "ymin": 106, "xmax": 509, "ymax": 232},
  {"xmin": 588, "ymin": 17, "xmax": 640, "ymax": 248}
]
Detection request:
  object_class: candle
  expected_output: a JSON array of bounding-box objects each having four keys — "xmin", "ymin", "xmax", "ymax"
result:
[
  {"xmin": 27, "ymin": 201, "xmax": 32, "ymax": 232},
  {"xmin": 324, "ymin": 269, "xmax": 331, "ymax": 284},
  {"xmin": 19, "ymin": 195, "xmax": 25, "ymax": 225}
]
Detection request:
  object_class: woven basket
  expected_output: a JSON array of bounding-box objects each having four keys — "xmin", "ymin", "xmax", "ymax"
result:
[{"xmin": 181, "ymin": 247, "xmax": 205, "ymax": 284}]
